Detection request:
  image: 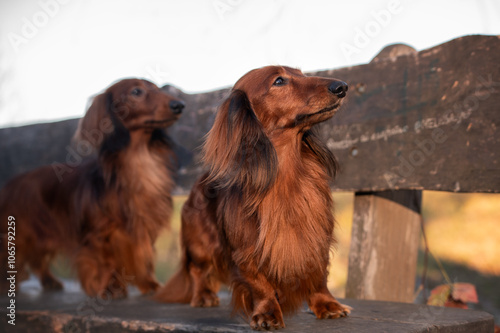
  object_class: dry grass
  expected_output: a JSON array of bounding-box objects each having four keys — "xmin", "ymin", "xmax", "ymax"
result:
[
  {"xmin": 422, "ymin": 191, "xmax": 500, "ymax": 275},
  {"xmin": 154, "ymin": 195, "xmax": 186, "ymax": 282}
]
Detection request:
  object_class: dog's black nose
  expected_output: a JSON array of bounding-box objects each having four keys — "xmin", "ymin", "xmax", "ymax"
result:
[
  {"xmin": 329, "ymin": 81, "xmax": 348, "ymax": 98},
  {"xmin": 169, "ymin": 100, "xmax": 185, "ymax": 114}
]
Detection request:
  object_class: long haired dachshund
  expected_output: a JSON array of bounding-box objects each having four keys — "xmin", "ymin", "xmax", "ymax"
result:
[
  {"xmin": 156, "ymin": 66, "xmax": 350, "ymax": 329},
  {"xmin": 0, "ymin": 78, "xmax": 184, "ymax": 298}
]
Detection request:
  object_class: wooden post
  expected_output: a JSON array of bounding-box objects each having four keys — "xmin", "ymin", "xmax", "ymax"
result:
[{"xmin": 346, "ymin": 190, "xmax": 422, "ymax": 303}]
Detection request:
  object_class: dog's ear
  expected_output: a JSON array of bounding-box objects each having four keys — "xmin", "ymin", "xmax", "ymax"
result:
[
  {"xmin": 73, "ymin": 92, "xmax": 114, "ymax": 150},
  {"xmin": 203, "ymin": 89, "xmax": 277, "ymax": 193},
  {"xmin": 100, "ymin": 93, "xmax": 130, "ymax": 155},
  {"xmin": 302, "ymin": 130, "xmax": 338, "ymax": 179},
  {"xmin": 73, "ymin": 92, "xmax": 130, "ymax": 155}
]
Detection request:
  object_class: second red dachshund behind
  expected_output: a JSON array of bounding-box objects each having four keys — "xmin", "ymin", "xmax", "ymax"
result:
[
  {"xmin": 156, "ymin": 66, "xmax": 351, "ymax": 330},
  {"xmin": 0, "ymin": 79, "xmax": 184, "ymax": 298}
]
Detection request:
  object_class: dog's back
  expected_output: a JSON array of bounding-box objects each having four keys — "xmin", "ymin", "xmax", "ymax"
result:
[{"xmin": 0, "ymin": 163, "xmax": 83, "ymax": 291}]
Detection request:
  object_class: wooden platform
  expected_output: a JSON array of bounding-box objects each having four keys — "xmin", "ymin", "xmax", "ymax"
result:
[{"xmin": 1, "ymin": 280, "xmax": 494, "ymax": 333}]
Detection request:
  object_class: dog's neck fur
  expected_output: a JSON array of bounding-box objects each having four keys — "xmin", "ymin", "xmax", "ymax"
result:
[
  {"xmin": 255, "ymin": 130, "xmax": 335, "ymax": 284},
  {"xmin": 100, "ymin": 129, "xmax": 174, "ymax": 239}
]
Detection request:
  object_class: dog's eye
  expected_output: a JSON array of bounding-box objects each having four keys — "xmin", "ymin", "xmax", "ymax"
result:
[
  {"xmin": 131, "ymin": 88, "xmax": 144, "ymax": 96},
  {"xmin": 273, "ymin": 77, "xmax": 286, "ymax": 86}
]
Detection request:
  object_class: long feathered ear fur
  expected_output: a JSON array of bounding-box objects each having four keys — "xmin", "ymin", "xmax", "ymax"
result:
[
  {"xmin": 203, "ymin": 89, "xmax": 278, "ymax": 194},
  {"xmin": 72, "ymin": 93, "xmax": 115, "ymax": 150},
  {"xmin": 302, "ymin": 130, "xmax": 339, "ymax": 180},
  {"xmin": 100, "ymin": 93, "xmax": 130, "ymax": 155}
]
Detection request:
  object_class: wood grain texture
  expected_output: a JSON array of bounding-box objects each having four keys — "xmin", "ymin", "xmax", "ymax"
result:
[
  {"xmin": 4, "ymin": 289, "xmax": 494, "ymax": 333},
  {"xmin": 165, "ymin": 35, "xmax": 500, "ymax": 193},
  {"xmin": 346, "ymin": 190, "xmax": 422, "ymax": 302},
  {"xmin": 311, "ymin": 35, "xmax": 500, "ymax": 193}
]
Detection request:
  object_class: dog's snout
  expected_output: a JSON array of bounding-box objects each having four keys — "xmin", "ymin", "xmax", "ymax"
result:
[
  {"xmin": 329, "ymin": 81, "xmax": 348, "ymax": 98},
  {"xmin": 169, "ymin": 100, "xmax": 185, "ymax": 114}
]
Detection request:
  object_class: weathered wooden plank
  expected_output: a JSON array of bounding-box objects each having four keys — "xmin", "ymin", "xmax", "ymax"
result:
[
  {"xmin": 346, "ymin": 190, "xmax": 422, "ymax": 303},
  {"xmin": 2, "ymin": 287, "xmax": 494, "ymax": 333},
  {"xmin": 163, "ymin": 35, "xmax": 500, "ymax": 193},
  {"xmin": 147, "ymin": 35, "xmax": 500, "ymax": 193},
  {"xmin": 312, "ymin": 35, "xmax": 500, "ymax": 193},
  {"xmin": 0, "ymin": 119, "xmax": 79, "ymax": 188},
  {"xmin": 160, "ymin": 86, "xmax": 230, "ymax": 193},
  {"xmin": 0, "ymin": 35, "xmax": 498, "ymax": 193}
]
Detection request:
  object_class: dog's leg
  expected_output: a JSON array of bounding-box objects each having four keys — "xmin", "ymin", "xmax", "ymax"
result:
[
  {"xmin": 188, "ymin": 261, "xmax": 220, "ymax": 307},
  {"xmin": 40, "ymin": 270, "xmax": 64, "ymax": 291},
  {"xmin": 308, "ymin": 283, "xmax": 352, "ymax": 319},
  {"xmin": 105, "ymin": 269, "xmax": 129, "ymax": 298},
  {"xmin": 91, "ymin": 229, "xmax": 158, "ymax": 297},
  {"xmin": 135, "ymin": 270, "xmax": 161, "ymax": 295},
  {"xmin": 131, "ymin": 241, "xmax": 161, "ymax": 295},
  {"xmin": 156, "ymin": 207, "xmax": 222, "ymax": 306},
  {"xmin": 184, "ymin": 227, "xmax": 221, "ymax": 307},
  {"xmin": 180, "ymin": 181, "xmax": 224, "ymax": 307},
  {"xmin": 1, "ymin": 230, "xmax": 40, "ymax": 292},
  {"xmin": 77, "ymin": 246, "xmax": 128, "ymax": 298},
  {"xmin": 233, "ymin": 269, "xmax": 285, "ymax": 330},
  {"xmin": 80, "ymin": 265, "xmax": 128, "ymax": 299},
  {"xmin": 30, "ymin": 253, "xmax": 63, "ymax": 291}
]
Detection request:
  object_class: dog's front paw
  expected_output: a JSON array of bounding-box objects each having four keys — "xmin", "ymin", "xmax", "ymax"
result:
[
  {"xmin": 311, "ymin": 300, "xmax": 352, "ymax": 319},
  {"xmin": 190, "ymin": 290, "xmax": 220, "ymax": 307},
  {"xmin": 250, "ymin": 312, "xmax": 285, "ymax": 331},
  {"xmin": 250, "ymin": 298, "xmax": 285, "ymax": 331},
  {"xmin": 138, "ymin": 279, "xmax": 161, "ymax": 295},
  {"xmin": 41, "ymin": 274, "xmax": 64, "ymax": 291}
]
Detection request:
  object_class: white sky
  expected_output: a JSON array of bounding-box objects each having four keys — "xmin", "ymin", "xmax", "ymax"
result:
[{"xmin": 0, "ymin": 0, "xmax": 499, "ymax": 128}]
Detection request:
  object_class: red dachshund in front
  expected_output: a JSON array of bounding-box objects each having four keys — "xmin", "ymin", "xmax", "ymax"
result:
[
  {"xmin": 0, "ymin": 79, "xmax": 184, "ymax": 298},
  {"xmin": 156, "ymin": 66, "xmax": 351, "ymax": 330}
]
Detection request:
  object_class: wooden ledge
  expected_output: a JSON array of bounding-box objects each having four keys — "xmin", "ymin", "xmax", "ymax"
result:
[{"xmin": 1, "ymin": 280, "xmax": 494, "ymax": 333}]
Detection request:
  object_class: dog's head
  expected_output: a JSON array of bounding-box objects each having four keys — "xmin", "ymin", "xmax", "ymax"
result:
[
  {"xmin": 74, "ymin": 78, "xmax": 184, "ymax": 150},
  {"xmin": 233, "ymin": 66, "xmax": 347, "ymax": 131},
  {"xmin": 203, "ymin": 66, "xmax": 347, "ymax": 193}
]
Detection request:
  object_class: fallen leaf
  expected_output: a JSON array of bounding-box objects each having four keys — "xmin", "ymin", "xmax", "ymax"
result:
[
  {"xmin": 427, "ymin": 283, "xmax": 478, "ymax": 308},
  {"xmin": 428, "ymin": 285, "xmax": 451, "ymax": 306},
  {"xmin": 444, "ymin": 299, "xmax": 468, "ymax": 309},
  {"xmin": 451, "ymin": 283, "xmax": 479, "ymax": 303}
]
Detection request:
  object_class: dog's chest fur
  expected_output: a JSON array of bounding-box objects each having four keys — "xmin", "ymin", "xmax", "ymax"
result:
[
  {"xmin": 255, "ymin": 155, "xmax": 334, "ymax": 284},
  {"xmin": 118, "ymin": 143, "xmax": 173, "ymax": 236}
]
